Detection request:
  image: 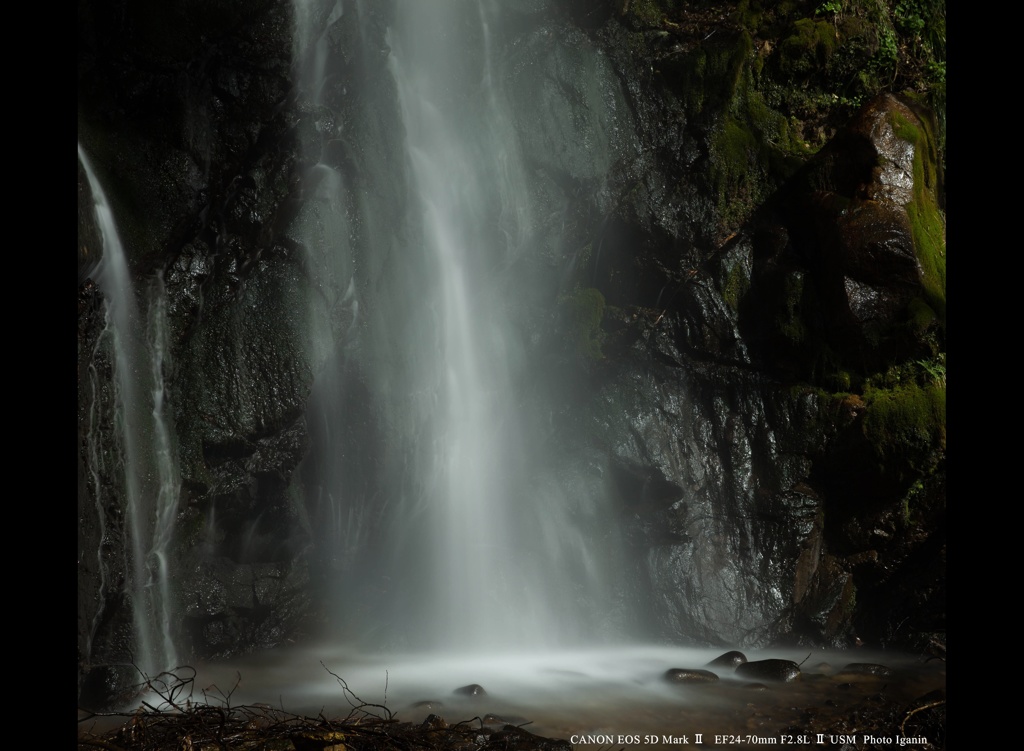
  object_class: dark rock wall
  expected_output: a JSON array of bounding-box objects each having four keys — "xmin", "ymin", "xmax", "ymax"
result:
[
  {"xmin": 77, "ymin": 0, "xmax": 945, "ymax": 708},
  {"xmin": 78, "ymin": 0, "xmax": 313, "ymax": 703}
]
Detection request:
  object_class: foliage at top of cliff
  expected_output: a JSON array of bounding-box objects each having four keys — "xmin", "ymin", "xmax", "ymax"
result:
[{"xmin": 620, "ymin": 0, "xmax": 946, "ymax": 162}]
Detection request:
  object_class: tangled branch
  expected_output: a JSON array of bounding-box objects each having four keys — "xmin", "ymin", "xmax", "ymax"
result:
[{"xmin": 78, "ymin": 665, "xmax": 571, "ymax": 751}]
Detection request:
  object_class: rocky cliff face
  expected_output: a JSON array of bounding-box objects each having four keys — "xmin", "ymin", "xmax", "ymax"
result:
[{"xmin": 78, "ymin": 0, "xmax": 945, "ymax": 710}]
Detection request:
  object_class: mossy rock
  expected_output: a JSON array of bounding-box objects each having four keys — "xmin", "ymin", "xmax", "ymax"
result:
[
  {"xmin": 861, "ymin": 380, "xmax": 945, "ymax": 475},
  {"xmin": 735, "ymin": 659, "xmax": 802, "ymax": 683},
  {"xmin": 623, "ymin": 0, "xmax": 665, "ymax": 28},
  {"xmin": 722, "ymin": 256, "xmax": 752, "ymax": 313},
  {"xmin": 888, "ymin": 107, "xmax": 945, "ymax": 327},
  {"xmin": 695, "ymin": 32, "xmax": 808, "ymax": 232},
  {"xmin": 753, "ymin": 93, "xmax": 943, "ymax": 382},
  {"xmin": 777, "ymin": 18, "xmax": 839, "ymax": 79}
]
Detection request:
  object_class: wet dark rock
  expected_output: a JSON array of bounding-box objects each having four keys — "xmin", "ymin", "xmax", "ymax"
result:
[
  {"xmin": 488, "ymin": 725, "xmax": 574, "ymax": 751},
  {"xmin": 421, "ymin": 713, "xmax": 448, "ymax": 729},
  {"xmin": 735, "ymin": 659, "xmax": 802, "ymax": 683},
  {"xmin": 179, "ymin": 558, "xmax": 312, "ymax": 661},
  {"xmin": 838, "ymin": 662, "xmax": 893, "ymax": 678},
  {"xmin": 707, "ymin": 650, "xmax": 747, "ymax": 668},
  {"xmin": 610, "ymin": 459, "xmax": 684, "ymax": 512},
  {"xmin": 79, "ymin": 664, "xmax": 143, "ymax": 712},
  {"xmin": 663, "ymin": 668, "xmax": 719, "ymax": 683},
  {"xmin": 507, "ymin": 23, "xmax": 639, "ymax": 187},
  {"xmin": 759, "ymin": 93, "xmax": 943, "ymax": 376},
  {"xmin": 454, "ymin": 683, "xmax": 487, "ymax": 697},
  {"xmin": 410, "ymin": 700, "xmax": 444, "ymax": 713},
  {"xmin": 483, "ymin": 712, "xmax": 529, "ymax": 726},
  {"xmin": 915, "ymin": 688, "xmax": 945, "ymax": 702}
]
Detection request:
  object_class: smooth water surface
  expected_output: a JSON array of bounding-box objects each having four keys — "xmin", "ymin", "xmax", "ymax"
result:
[{"xmin": 176, "ymin": 643, "xmax": 945, "ymax": 747}]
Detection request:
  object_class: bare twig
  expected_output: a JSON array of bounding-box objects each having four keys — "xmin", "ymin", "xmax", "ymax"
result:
[
  {"xmin": 320, "ymin": 661, "xmax": 395, "ymax": 721},
  {"xmin": 901, "ymin": 699, "xmax": 945, "ymax": 735},
  {"xmin": 200, "ymin": 670, "xmax": 242, "ymax": 711}
]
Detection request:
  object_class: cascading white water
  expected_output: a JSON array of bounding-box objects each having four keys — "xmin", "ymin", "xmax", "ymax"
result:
[
  {"xmin": 291, "ymin": 0, "xmax": 371, "ymax": 585},
  {"xmin": 145, "ymin": 271, "xmax": 180, "ymax": 669},
  {"xmin": 152, "ymin": 6, "xmax": 948, "ymax": 741},
  {"xmin": 288, "ymin": 0, "xmax": 628, "ymax": 655},
  {"xmin": 387, "ymin": 2, "xmax": 540, "ymax": 650},
  {"xmin": 79, "ymin": 145, "xmax": 180, "ymax": 677}
]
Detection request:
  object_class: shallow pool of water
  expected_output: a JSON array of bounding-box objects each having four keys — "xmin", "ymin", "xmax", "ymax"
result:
[{"xmin": 145, "ymin": 643, "xmax": 944, "ymax": 748}]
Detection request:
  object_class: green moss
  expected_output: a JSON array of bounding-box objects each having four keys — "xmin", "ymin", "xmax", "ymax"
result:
[
  {"xmin": 723, "ymin": 259, "xmax": 752, "ymax": 312},
  {"xmin": 899, "ymin": 477, "xmax": 924, "ymax": 525},
  {"xmin": 702, "ymin": 33, "xmax": 809, "ymax": 230},
  {"xmin": 737, "ymin": 0, "xmax": 803, "ymax": 36},
  {"xmin": 736, "ymin": 0, "xmax": 765, "ymax": 32},
  {"xmin": 893, "ymin": 0, "xmax": 946, "ymax": 71},
  {"xmin": 825, "ymin": 370, "xmax": 852, "ymax": 392},
  {"xmin": 862, "ymin": 381, "xmax": 946, "ymax": 467},
  {"xmin": 626, "ymin": 0, "xmax": 664, "ymax": 27},
  {"xmin": 778, "ymin": 18, "xmax": 839, "ymax": 78},
  {"xmin": 914, "ymin": 354, "xmax": 945, "ymax": 388},
  {"xmin": 711, "ymin": 115, "xmax": 757, "ymax": 225},
  {"xmin": 890, "ymin": 110, "xmax": 946, "ymax": 327},
  {"xmin": 559, "ymin": 287, "xmax": 607, "ymax": 361},
  {"xmin": 906, "ymin": 296, "xmax": 937, "ymax": 336},
  {"xmin": 678, "ymin": 33, "xmax": 750, "ymax": 120}
]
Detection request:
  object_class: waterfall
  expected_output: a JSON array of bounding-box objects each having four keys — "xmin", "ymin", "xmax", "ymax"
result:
[
  {"xmin": 75, "ymin": 1, "xmax": 947, "ymax": 734},
  {"xmin": 289, "ymin": 0, "xmax": 628, "ymax": 655},
  {"xmin": 387, "ymin": 2, "xmax": 540, "ymax": 650},
  {"xmin": 145, "ymin": 271, "xmax": 180, "ymax": 670},
  {"xmin": 290, "ymin": 0, "xmax": 370, "ymax": 603},
  {"xmin": 79, "ymin": 145, "xmax": 180, "ymax": 677}
]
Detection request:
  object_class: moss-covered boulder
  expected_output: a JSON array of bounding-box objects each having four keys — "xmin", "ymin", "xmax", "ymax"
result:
[{"xmin": 746, "ymin": 93, "xmax": 944, "ymax": 380}]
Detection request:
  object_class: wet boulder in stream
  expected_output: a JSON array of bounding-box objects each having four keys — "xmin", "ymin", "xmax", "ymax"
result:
[
  {"xmin": 735, "ymin": 659, "xmax": 802, "ymax": 683},
  {"xmin": 707, "ymin": 650, "xmax": 748, "ymax": 668},
  {"xmin": 663, "ymin": 668, "xmax": 720, "ymax": 684}
]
